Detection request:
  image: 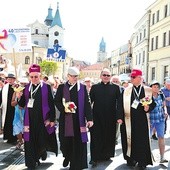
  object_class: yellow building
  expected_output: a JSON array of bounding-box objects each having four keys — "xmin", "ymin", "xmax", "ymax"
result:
[{"xmin": 147, "ymin": 0, "xmax": 170, "ymax": 85}]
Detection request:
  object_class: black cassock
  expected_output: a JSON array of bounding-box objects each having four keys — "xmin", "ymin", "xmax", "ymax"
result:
[
  {"xmin": 19, "ymin": 84, "xmax": 58, "ymax": 168},
  {"xmin": 117, "ymin": 85, "xmax": 156, "ymax": 166},
  {"xmin": 55, "ymin": 82, "xmax": 93, "ymax": 170},
  {"xmin": 89, "ymin": 82, "xmax": 120, "ymax": 161}
]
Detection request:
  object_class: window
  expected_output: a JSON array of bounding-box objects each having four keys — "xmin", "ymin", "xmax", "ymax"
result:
[
  {"xmin": 136, "ymin": 36, "xmax": 138, "ymax": 44},
  {"xmin": 139, "ymin": 53, "xmax": 141, "ymax": 65},
  {"xmin": 156, "ymin": 10, "xmax": 159, "ymax": 22},
  {"xmin": 54, "ymin": 31, "xmax": 59, "ymax": 36},
  {"xmin": 164, "ymin": 5, "xmax": 168, "ymax": 18},
  {"xmin": 163, "ymin": 32, "xmax": 166, "ymax": 47},
  {"xmin": 152, "ymin": 13, "xmax": 155, "ymax": 25},
  {"xmin": 36, "ymin": 57, "xmax": 42, "ymax": 64},
  {"xmin": 140, "ymin": 33, "xmax": 142, "ymax": 41},
  {"xmin": 34, "ymin": 41, "xmax": 39, "ymax": 45},
  {"xmin": 142, "ymin": 51, "xmax": 145, "ymax": 63},
  {"xmin": 25, "ymin": 56, "xmax": 30, "ymax": 64},
  {"xmin": 164, "ymin": 65, "xmax": 168, "ymax": 78},
  {"xmin": 35, "ymin": 29, "xmax": 38, "ymax": 34},
  {"xmin": 143, "ymin": 29, "xmax": 146, "ymax": 38},
  {"xmin": 151, "ymin": 37, "xmax": 154, "ymax": 51},
  {"xmin": 155, "ymin": 36, "xmax": 158, "ymax": 49},
  {"xmin": 54, "ymin": 39, "xmax": 58, "ymax": 45},
  {"xmin": 136, "ymin": 55, "xmax": 138, "ymax": 65},
  {"xmin": 151, "ymin": 67, "xmax": 155, "ymax": 80}
]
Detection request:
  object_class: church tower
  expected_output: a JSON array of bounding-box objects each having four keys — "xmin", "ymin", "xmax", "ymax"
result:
[
  {"xmin": 48, "ymin": 2, "xmax": 64, "ymax": 48},
  {"xmin": 97, "ymin": 37, "xmax": 107, "ymax": 62},
  {"xmin": 44, "ymin": 5, "xmax": 54, "ymax": 26}
]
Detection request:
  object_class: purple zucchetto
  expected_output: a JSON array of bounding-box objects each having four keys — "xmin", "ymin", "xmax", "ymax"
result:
[{"xmin": 29, "ymin": 64, "xmax": 40, "ymax": 73}]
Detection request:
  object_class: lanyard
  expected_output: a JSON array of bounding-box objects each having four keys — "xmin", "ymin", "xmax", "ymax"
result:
[
  {"xmin": 31, "ymin": 84, "xmax": 41, "ymax": 99},
  {"xmin": 133, "ymin": 85, "xmax": 142, "ymax": 100}
]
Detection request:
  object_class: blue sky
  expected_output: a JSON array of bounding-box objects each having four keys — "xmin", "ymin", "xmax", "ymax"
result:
[{"xmin": 1, "ymin": 0, "xmax": 156, "ymax": 63}]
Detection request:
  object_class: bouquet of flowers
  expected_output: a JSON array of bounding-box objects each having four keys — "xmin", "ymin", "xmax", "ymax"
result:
[
  {"xmin": 12, "ymin": 83, "xmax": 25, "ymax": 92},
  {"xmin": 63, "ymin": 98, "xmax": 77, "ymax": 113},
  {"xmin": 140, "ymin": 96, "xmax": 152, "ymax": 106}
]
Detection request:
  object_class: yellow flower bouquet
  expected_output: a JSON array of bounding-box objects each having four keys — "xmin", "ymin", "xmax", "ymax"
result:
[
  {"xmin": 12, "ymin": 84, "xmax": 25, "ymax": 92},
  {"xmin": 140, "ymin": 96, "xmax": 152, "ymax": 106}
]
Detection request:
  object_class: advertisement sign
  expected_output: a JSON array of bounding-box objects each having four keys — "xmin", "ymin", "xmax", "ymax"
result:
[{"xmin": 0, "ymin": 28, "xmax": 32, "ymax": 53}]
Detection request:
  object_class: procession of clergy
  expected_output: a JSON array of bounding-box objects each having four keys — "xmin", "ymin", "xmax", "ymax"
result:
[{"xmin": 0, "ymin": 62, "xmax": 169, "ymax": 170}]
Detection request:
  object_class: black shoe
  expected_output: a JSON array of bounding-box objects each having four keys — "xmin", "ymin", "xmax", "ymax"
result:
[
  {"xmin": 152, "ymin": 134, "xmax": 158, "ymax": 140},
  {"xmin": 127, "ymin": 160, "xmax": 137, "ymax": 167},
  {"xmin": 36, "ymin": 160, "xmax": 41, "ymax": 166},
  {"xmin": 63, "ymin": 158, "xmax": 69, "ymax": 167},
  {"xmin": 89, "ymin": 160, "xmax": 97, "ymax": 167},
  {"xmin": 137, "ymin": 164, "xmax": 146, "ymax": 170},
  {"xmin": 137, "ymin": 166, "xmax": 146, "ymax": 170},
  {"xmin": 41, "ymin": 151, "xmax": 47, "ymax": 161},
  {"xmin": 27, "ymin": 167, "xmax": 35, "ymax": 170}
]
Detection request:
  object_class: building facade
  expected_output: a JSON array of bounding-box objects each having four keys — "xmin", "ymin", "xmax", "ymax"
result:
[{"xmin": 147, "ymin": 0, "xmax": 170, "ymax": 85}]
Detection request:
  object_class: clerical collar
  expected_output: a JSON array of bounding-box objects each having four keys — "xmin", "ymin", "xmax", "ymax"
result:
[
  {"xmin": 101, "ymin": 81, "xmax": 110, "ymax": 85},
  {"xmin": 33, "ymin": 83, "xmax": 39, "ymax": 86},
  {"xmin": 133, "ymin": 84, "xmax": 141, "ymax": 89},
  {"xmin": 68, "ymin": 81, "xmax": 76, "ymax": 86},
  {"xmin": 29, "ymin": 81, "xmax": 43, "ymax": 91}
]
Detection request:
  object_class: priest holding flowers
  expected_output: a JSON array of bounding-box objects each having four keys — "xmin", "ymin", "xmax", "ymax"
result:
[
  {"xmin": 117, "ymin": 69, "xmax": 156, "ymax": 170},
  {"xmin": 54, "ymin": 66, "xmax": 93, "ymax": 170}
]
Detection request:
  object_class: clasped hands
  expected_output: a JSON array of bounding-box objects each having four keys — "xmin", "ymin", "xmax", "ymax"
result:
[{"xmin": 45, "ymin": 120, "xmax": 55, "ymax": 127}]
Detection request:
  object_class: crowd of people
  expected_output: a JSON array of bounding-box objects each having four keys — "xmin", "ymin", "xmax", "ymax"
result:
[{"xmin": 0, "ymin": 63, "xmax": 169, "ymax": 170}]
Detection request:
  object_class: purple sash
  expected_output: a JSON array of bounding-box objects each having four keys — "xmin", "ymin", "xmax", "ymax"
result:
[
  {"xmin": 24, "ymin": 83, "xmax": 55, "ymax": 141},
  {"xmin": 63, "ymin": 83, "xmax": 88, "ymax": 142}
]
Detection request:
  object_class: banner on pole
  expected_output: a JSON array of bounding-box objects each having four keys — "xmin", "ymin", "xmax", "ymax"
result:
[
  {"xmin": 47, "ymin": 43, "xmax": 66, "ymax": 62},
  {"xmin": 0, "ymin": 28, "xmax": 32, "ymax": 53}
]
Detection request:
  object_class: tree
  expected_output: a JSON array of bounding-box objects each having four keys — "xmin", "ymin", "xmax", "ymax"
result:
[{"xmin": 39, "ymin": 60, "xmax": 58, "ymax": 76}]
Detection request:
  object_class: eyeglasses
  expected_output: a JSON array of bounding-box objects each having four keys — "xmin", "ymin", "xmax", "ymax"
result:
[
  {"xmin": 102, "ymin": 74, "xmax": 111, "ymax": 77},
  {"xmin": 30, "ymin": 76, "xmax": 38, "ymax": 79},
  {"xmin": 69, "ymin": 74, "xmax": 78, "ymax": 78}
]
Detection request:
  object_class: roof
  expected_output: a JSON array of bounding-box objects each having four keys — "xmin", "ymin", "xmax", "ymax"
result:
[{"xmin": 51, "ymin": 2, "xmax": 63, "ymax": 28}]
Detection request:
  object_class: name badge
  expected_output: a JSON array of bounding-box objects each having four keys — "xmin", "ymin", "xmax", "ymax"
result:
[
  {"xmin": 131, "ymin": 99, "xmax": 139, "ymax": 109},
  {"xmin": 27, "ymin": 98, "xmax": 35, "ymax": 108}
]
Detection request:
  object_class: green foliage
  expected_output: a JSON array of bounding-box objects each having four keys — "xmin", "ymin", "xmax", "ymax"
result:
[{"xmin": 39, "ymin": 60, "xmax": 58, "ymax": 76}]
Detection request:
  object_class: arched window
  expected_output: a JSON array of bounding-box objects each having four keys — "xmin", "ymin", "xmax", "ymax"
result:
[
  {"xmin": 54, "ymin": 39, "xmax": 58, "ymax": 45},
  {"xmin": 35, "ymin": 29, "xmax": 38, "ymax": 34},
  {"xmin": 36, "ymin": 57, "xmax": 42, "ymax": 64},
  {"xmin": 25, "ymin": 56, "xmax": 30, "ymax": 64}
]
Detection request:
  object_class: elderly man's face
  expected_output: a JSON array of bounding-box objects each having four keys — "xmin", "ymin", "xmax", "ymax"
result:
[
  {"xmin": 29, "ymin": 72, "xmax": 41, "ymax": 84},
  {"xmin": 130, "ymin": 76, "xmax": 142, "ymax": 86},
  {"xmin": 68, "ymin": 74, "xmax": 78, "ymax": 85}
]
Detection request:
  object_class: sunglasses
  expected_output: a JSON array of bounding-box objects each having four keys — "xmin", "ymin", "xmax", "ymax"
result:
[
  {"xmin": 30, "ymin": 76, "xmax": 38, "ymax": 79},
  {"xmin": 102, "ymin": 74, "xmax": 111, "ymax": 77}
]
